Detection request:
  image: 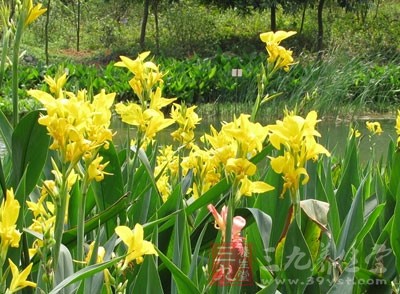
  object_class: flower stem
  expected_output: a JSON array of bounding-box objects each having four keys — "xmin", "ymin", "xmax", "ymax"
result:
[
  {"xmin": 77, "ymin": 174, "xmax": 89, "ymax": 267},
  {"xmin": 291, "ymin": 188, "xmax": 301, "ymax": 226},
  {"xmin": 0, "ymin": 29, "xmax": 10, "ymax": 90},
  {"xmin": 12, "ymin": 9, "xmax": 25, "ymax": 127},
  {"xmin": 52, "ymin": 164, "xmax": 73, "ymax": 272}
]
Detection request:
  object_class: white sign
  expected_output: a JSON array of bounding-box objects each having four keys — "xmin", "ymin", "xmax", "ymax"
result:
[{"xmin": 231, "ymin": 69, "xmax": 242, "ymax": 77}]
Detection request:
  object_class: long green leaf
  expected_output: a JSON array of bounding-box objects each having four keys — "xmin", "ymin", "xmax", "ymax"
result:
[
  {"xmin": 390, "ymin": 179, "xmax": 400, "ymax": 273},
  {"xmin": 336, "ymin": 176, "xmax": 367, "ymax": 259},
  {"xmin": 156, "ymin": 247, "xmax": 200, "ymax": 294},
  {"xmin": 62, "ymin": 194, "xmax": 128, "ymax": 246},
  {"xmin": 353, "ymin": 203, "xmax": 384, "ymax": 251},
  {"xmin": 171, "ymin": 208, "xmax": 191, "ymax": 293},
  {"xmin": 319, "ymin": 159, "xmax": 340, "ymax": 242},
  {"xmin": 336, "ymin": 136, "xmax": 360, "ymax": 223},
  {"xmin": 0, "ymin": 109, "xmax": 12, "ymax": 154},
  {"xmin": 186, "ymin": 178, "xmax": 230, "ymax": 215},
  {"xmin": 131, "ymin": 256, "xmax": 164, "ymax": 294},
  {"xmin": 49, "ymin": 255, "xmax": 124, "ymax": 294},
  {"xmin": 0, "ymin": 155, "xmax": 7, "ymax": 197}
]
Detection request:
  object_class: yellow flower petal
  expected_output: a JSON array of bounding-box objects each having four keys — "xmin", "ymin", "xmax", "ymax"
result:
[{"xmin": 8, "ymin": 259, "xmax": 36, "ymax": 292}]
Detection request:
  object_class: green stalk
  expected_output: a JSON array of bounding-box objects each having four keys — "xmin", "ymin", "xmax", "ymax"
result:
[
  {"xmin": 36, "ymin": 229, "xmax": 52, "ymax": 293},
  {"xmin": 52, "ymin": 164, "xmax": 73, "ymax": 271},
  {"xmin": 0, "ymin": 247, "xmax": 6, "ymax": 292},
  {"xmin": 12, "ymin": 9, "xmax": 26, "ymax": 127},
  {"xmin": 126, "ymin": 130, "xmax": 143, "ymax": 197},
  {"xmin": 291, "ymin": 188, "xmax": 301, "ymax": 226},
  {"xmin": 0, "ymin": 29, "xmax": 10, "ymax": 90},
  {"xmin": 76, "ymin": 174, "xmax": 90, "ymax": 267}
]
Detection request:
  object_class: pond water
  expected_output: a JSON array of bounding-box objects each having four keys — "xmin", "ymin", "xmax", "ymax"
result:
[{"xmin": 112, "ymin": 115, "xmax": 398, "ymax": 164}]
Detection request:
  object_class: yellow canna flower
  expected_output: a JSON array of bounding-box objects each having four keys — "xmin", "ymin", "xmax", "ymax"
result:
[
  {"xmin": 91, "ymin": 89, "xmax": 116, "ymax": 128},
  {"xmin": 85, "ymin": 242, "xmax": 106, "ymax": 264},
  {"xmin": 200, "ymin": 115, "xmax": 274, "ymax": 200},
  {"xmin": 25, "ymin": 0, "xmax": 47, "ymax": 26},
  {"xmin": 44, "ymin": 73, "xmax": 67, "ymax": 98},
  {"xmin": 28, "ymin": 79, "xmax": 115, "ymax": 165},
  {"xmin": 170, "ymin": 103, "xmax": 201, "ymax": 147},
  {"xmin": 154, "ymin": 145, "xmax": 179, "ymax": 202},
  {"xmin": 144, "ymin": 111, "xmax": 175, "ymax": 140},
  {"xmin": 180, "ymin": 146, "xmax": 221, "ymax": 199},
  {"xmin": 0, "ymin": 189, "xmax": 21, "ymax": 253},
  {"xmin": 87, "ymin": 156, "xmax": 111, "ymax": 182},
  {"xmin": 155, "ymin": 173, "xmax": 172, "ymax": 203},
  {"xmin": 268, "ymin": 110, "xmax": 330, "ymax": 199},
  {"xmin": 149, "ymin": 87, "xmax": 176, "ymax": 111},
  {"xmin": 115, "ymin": 224, "xmax": 158, "ymax": 270},
  {"xmin": 115, "ymin": 52, "xmax": 163, "ymax": 100},
  {"xmin": 260, "ymin": 31, "xmax": 297, "ymax": 45},
  {"xmin": 6, "ymin": 259, "xmax": 36, "ymax": 293},
  {"xmin": 350, "ymin": 128, "xmax": 361, "ymax": 138},
  {"xmin": 221, "ymin": 114, "xmax": 268, "ymax": 156},
  {"xmin": 115, "ymin": 102, "xmax": 145, "ymax": 126},
  {"xmin": 366, "ymin": 121, "xmax": 383, "ymax": 135},
  {"xmin": 268, "ymin": 110, "xmax": 322, "ymax": 153},
  {"xmin": 205, "ymin": 125, "xmax": 237, "ymax": 166},
  {"xmin": 260, "ymin": 31, "xmax": 297, "ymax": 72},
  {"xmin": 115, "ymin": 52, "xmax": 153, "ymax": 77},
  {"xmin": 226, "ymin": 158, "xmax": 257, "ymax": 178},
  {"xmin": 239, "ymin": 176, "xmax": 274, "ymax": 197},
  {"xmin": 270, "ymin": 152, "xmax": 309, "ymax": 197},
  {"xmin": 271, "ymin": 46, "xmax": 295, "ymax": 72}
]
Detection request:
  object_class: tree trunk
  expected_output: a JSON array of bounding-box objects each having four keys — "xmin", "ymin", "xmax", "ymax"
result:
[
  {"xmin": 300, "ymin": 2, "xmax": 306, "ymax": 34},
  {"xmin": 153, "ymin": 0, "xmax": 159, "ymax": 54},
  {"xmin": 270, "ymin": 3, "xmax": 277, "ymax": 32},
  {"xmin": 76, "ymin": 0, "xmax": 81, "ymax": 51},
  {"xmin": 45, "ymin": 0, "xmax": 51, "ymax": 65},
  {"xmin": 317, "ymin": 0, "xmax": 325, "ymax": 59},
  {"xmin": 140, "ymin": 0, "xmax": 151, "ymax": 50},
  {"xmin": 374, "ymin": 0, "xmax": 381, "ymax": 19}
]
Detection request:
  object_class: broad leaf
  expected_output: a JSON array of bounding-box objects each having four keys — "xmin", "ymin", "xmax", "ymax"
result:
[
  {"xmin": 10, "ymin": 110, "xmax": 49, "ymax": 196},
  {"xmin": 282, "ymin": 219, "xmax": 313, "ymax": 294}
]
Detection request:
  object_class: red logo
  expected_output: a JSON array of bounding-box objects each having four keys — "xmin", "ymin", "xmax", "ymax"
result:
[{"xmin": 210, "ymin": 242, "xmax": 254, "ymax": 287}]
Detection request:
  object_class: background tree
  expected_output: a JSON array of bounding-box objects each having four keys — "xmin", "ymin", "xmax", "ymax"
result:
[
  {"xmin": 200, "ymin": 0, "xmax": 284, "ymax": 32},
  {"xmin": 139, "ymin": 0, "xmax": 178, "ymax": 51},
  {"xmin": 44, "ymin": 0, "xmax": 51, "ymax": 64},
  {"xmin": 139, "ymin": 0, "xmax": 150, "ymax": 50},
  {"xmin": 337, "ymin": 0, "xmax": 375, "ymax": 23}
]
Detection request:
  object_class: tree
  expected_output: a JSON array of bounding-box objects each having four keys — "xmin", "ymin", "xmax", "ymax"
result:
[
  {"xmin": 338, "ymin": 0, "xmax": 375, "ymax": 23},
  {"xmin": 139, "ymin": 0, "xmax": 178, "ymax": 51},
  {"xmin": 200, "ymin": 0, "xmax": 284, "ymax": 32},
  {"xmin": 45, "ymin": 0, "xmax": 51, "ymax": 64},
  {"xmin": 139, "ymin": 0, "xmax": 151, "ymax": 50},
  {"xmin": 317, "ymin": 0, "xmax": 325, "ymax": 57}
]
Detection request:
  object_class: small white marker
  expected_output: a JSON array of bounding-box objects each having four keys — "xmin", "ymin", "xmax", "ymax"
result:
[{"xmin": 231, "ymin": 68, "xmax": 242, "ymax": 77}]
